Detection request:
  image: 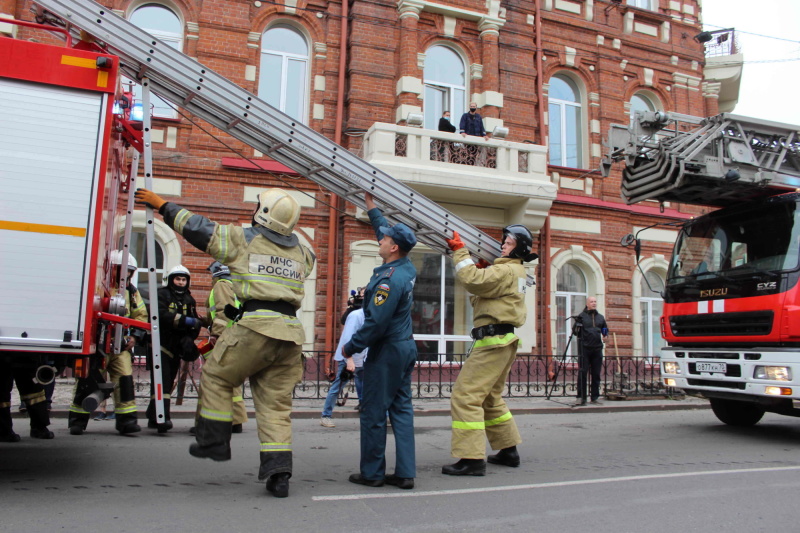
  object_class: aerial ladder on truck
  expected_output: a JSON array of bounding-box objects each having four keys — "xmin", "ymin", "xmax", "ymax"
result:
[
  {"xmin": 31, "ymin": 0, "xmax": 534, "ymax": 288},
  {"xmin": 603, "ymin": 111, "xmax": 800, "ymax": 207}
]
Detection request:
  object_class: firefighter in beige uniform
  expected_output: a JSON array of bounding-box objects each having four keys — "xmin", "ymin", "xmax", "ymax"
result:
[
  {"xmin": 68, "ymin": 251, "xmax": 146, "ymax": 435},
  {"xmin": 135, "ymin": 187, "xmax": 314, "ymax": 498},
  {"xmin": 194, "ymin": 261, "xmax": 247, "ymax": 434},
  {"xmin": 442, "ymin": 225, "xmax": 537, "ymax": 476}
]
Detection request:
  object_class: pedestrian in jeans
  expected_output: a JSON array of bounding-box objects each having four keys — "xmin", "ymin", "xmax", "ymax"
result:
[{"xmin": 321, "ymin": 287, "xmax": 367, "ymax": 428}]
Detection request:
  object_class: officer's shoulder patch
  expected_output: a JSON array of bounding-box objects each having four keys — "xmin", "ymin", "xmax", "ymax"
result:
[
  {"xmin": 378, "ymin": 283, "xmax": 391, "ymax": 292},
  {"xmin": 374, "ymin": 288, "xmax": 390, "ymax": 306}
]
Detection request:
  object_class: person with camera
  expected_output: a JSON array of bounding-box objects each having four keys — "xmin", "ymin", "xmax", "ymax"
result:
[
  {"xmin": 573, "ymin": 296, "xmax": 609, "ymax": 407},
  {"xmin": 321, "ymin": 287, "xmax": 367, "ymax": 428},
  {"xmin": 442, "ymin": 225, "xmax": 537, "ymax": 477}
]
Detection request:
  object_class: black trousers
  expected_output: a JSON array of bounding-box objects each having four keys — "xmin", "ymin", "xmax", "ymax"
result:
[
  {"xmin": 1, "ymin": 362, "xmax": 50, "ymax": 435},
  {"xmin": 576, "ymin": 349, "xmax": 603, "ymax": 401}
]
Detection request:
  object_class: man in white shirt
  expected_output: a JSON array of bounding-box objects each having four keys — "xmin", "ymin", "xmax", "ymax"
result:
[{"xmin": 321, "ymin": 288, "xmax": 368, "ymax": 427}]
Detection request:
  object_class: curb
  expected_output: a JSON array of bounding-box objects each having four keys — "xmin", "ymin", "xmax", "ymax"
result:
[{"xmin": 21, "ymin": 400, "xmax": 710, "ymax": 420}]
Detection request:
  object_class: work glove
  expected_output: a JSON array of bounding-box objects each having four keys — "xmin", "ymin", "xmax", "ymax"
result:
[
  {"xmin": 183, "ymin": 316, "xmax": 200, "ymax": 329},
  {"xmin": 476, "ymin": 258, "xmax": 491, "ymax": 269},
  {"xmin": 134, "ymin": 188, "xmax": 167, "ymax": 210},
  {"xmin": 446, "ymin": 231, "xmax": 465, "ymax": 251}
]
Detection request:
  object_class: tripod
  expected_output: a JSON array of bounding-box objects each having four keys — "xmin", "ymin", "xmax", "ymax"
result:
[{"xmin": 546, "ymin": 317, "xmax": 581, "ymax": 402}]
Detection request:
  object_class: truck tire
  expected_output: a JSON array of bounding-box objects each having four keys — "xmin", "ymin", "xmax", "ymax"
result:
[{"xmin": 709, "ymin": 398, "xmax": 765, "ymax": 427}]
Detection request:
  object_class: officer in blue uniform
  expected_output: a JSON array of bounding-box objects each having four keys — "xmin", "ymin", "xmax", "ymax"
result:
[{"xmin": 344, "ymin": 192, "xmax": 418, "ymax": 490}]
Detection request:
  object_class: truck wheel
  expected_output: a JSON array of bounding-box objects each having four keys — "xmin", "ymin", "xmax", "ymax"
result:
[{"xmin": 709, "ymin": 398, "xmax": 765, "ymax": 427}]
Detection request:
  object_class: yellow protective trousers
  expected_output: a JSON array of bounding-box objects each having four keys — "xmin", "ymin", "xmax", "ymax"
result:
[
  {"xmin": 450, "ymin": 334, "xmax": 522, "ymax": 459},
  {"xmin": 107, "ymin": 350, "xmax": 137, "ymax": 416},
  {"xmin": 69, "ymin": 350, "xmax": 136, "ymax": 418},
  {"xmin": 198, "ymin": 323, "xmax": 302, "ymax": 460},
  {"xmin": 195, "ymin": 383, "xmax": 248, "ymax": 426}
]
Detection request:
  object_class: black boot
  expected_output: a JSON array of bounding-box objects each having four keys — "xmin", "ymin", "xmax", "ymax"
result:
[
  {"xmin": 258, "ymin": 451, "xmax": 293, "ymax": 483},
  {"xmin": 30, "ymin": 427, "xmax": 54, "ymax": 439},
  {"xmin": 266, "ymin": 472, "xmax": 290, "ymax": 498},
  {"xmin": 487, "ymin": 446, "xmax": 520, "ymax": 467},
  {"xmin": 115, "ymin": 414, "xmax": 142, "ymax": 435},
  {"xmin": 189, "ymin": 418, "xmax": 232, "ymax": 461},
  {"xmin": 27, "ymin": 401, "xmax": 53, "ymax": 439},
  {"xmin": 68, "ymin": 412, "xmax": 89, "ymax": 436},
  {"xmin": 0, "ymin": 406, "xmax": 20, "ymax": 442},
  {"xmin": 147, "ymin": 399, "xmax": 172, "ymax": 433},
  {"xmin": 442, "ymin": 458, "xmax": 486, "ymax": 476}
]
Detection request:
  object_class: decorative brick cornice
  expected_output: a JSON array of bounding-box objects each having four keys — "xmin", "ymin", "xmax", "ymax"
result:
[{"xmin": 397, "ymin": 0, "xmax": 505, "ymax": 31}]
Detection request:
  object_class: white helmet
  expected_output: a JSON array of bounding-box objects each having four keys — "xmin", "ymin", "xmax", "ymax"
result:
[
  {"xmin": 110, "ymin": 250, "xmax": 138, "ymax": 271},
  {"xmin": 252, "ymin": 189, "xmax": 301, "ymax": 236},
  {"xmin": 163, "ymin": 264, "xmax": 191, "ymax": 287}
]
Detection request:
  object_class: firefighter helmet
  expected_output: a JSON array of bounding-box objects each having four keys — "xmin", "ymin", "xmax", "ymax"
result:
[
  {"xmin": 164, "ymin": 264, "xmax": 191, "ymax": 287},
  {"xmin": 110, "ymin": 250, "xmax": 138, "ymax": 271},
  {"xmin": 502, "ymin": 225, "xmax": 538, "ymax": 262},
  {"xmin": 207, "ymin": 261, "xmax": 231, "ymax": 278},
  {"xmin": 252, "ymin": 188, "xmax": 301, "ymax": 236}
]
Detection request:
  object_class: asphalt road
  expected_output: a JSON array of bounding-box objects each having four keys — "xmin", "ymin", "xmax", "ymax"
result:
[{"xmin": 3, "ymin": 409, "xmax": 800, "ymax": 532}]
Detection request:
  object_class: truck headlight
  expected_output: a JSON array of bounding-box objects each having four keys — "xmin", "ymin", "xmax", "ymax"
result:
[
  {"xmin": 754, "ymin": 366, "xmax": 791, "ymax": 381},
  {"xmin": 663, "ymin": 361, "xmax": 681, "ymax": 374}
]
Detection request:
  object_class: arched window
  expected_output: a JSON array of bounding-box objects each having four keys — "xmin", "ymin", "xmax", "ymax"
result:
[
  {"xmin": 639, "ymin": 271, "xmax": 665, "ymax": 362},
  {"xmin": 423, "ymin": 46, "xmax": 466, "ymax": 130},
  {"xmin": 548, "ymin": 74, "xmax": 583, "ymax": 167},
  {"xmin": 128, "ymin": 4, "xmax": 183, "ymax": 118},
  {"xmin": 629, "ymin": 93, "xmax": 656, "ymax": 126},
  {"xmin": 555, "ymin": 263, "xmax": 587, "ymax": 357},
  {"xmin": 259, "ymin": 24, "xmax": 309, "ymax": 122},
  {"xmin": 409, "ymin": 250, "xmax": 473, "ymax": 362}
]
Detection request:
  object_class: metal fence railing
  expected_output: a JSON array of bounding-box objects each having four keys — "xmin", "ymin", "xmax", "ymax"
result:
[{"xmin": 131, "ymin": 351, "xmax": 679, "ymax": 403}]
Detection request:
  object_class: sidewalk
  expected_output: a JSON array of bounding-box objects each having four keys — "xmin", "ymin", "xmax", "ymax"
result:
[{"xmin": 14, "ymin": 379, "xmax": 709, "ymax": 420}]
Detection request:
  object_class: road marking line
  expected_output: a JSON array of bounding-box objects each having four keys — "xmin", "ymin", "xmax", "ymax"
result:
[{"xmin": 312, "ymin": 465, "xmax": 800, "ymax": 501}]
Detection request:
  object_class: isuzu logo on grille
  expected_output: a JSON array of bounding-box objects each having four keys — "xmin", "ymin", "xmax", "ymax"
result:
[{"xmin": 700, "ymin": 287, "xmax": 728, "ymax": 298}]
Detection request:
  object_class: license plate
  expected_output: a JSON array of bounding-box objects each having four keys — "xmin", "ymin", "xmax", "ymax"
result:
[{"xmin": 697, "ymin": 362, "xmax": 726, "ymax": 373}]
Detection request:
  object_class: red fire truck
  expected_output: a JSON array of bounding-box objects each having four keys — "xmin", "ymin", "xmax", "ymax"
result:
[
  {"xmin": 606, "ymin": 111, "xmax": 800, "ymax": 426},
  {"xmin": 0, "ymin": 19, "xmax": 151, "ymax": 404}
]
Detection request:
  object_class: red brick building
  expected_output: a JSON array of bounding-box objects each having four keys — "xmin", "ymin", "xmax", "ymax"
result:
[{"xmin": 1, "ymin": 0, "xmax": 741, "ymax": 361}]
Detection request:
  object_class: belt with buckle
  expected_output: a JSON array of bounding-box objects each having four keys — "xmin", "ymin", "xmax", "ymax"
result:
[{"xmin": 470, "ymin": 323, "xmax": 514, "ymax": 340}]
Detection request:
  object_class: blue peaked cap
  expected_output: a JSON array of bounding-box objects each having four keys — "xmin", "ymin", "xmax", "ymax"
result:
[{"xmin": 379, "ymin": 223, "xmax": 417, "ymax": 252}]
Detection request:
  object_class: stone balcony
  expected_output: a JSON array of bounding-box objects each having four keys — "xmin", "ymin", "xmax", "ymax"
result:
[{"xmin": 361, "ymin": 122, "xmax": 557, "ymax": 232}]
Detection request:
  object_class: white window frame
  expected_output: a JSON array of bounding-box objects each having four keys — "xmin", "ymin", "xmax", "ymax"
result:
[
  {"xmin": 259, "ymin": 24, "xmax": 310, "ymax": 123},
  {"xmin": 423, "ymin": 45, "xmax": 467, "ymax": 131},
  {"xmin": 628, "ymin": 0, "xmax": 656, "ymax": 10},
  {"xmin": 555, "ymin": 272, "xmax": 588, "ymax": 358},
  {"xmin": 548, "ymin": 74, "xmax": 583, "ymax": 168},
  {"xmin": 127, "ymin": 4, "xmax": 183, "ymax": 119},
  {"xmin": 411, "ymin": 253, "xmax": 473, "ymax": 363}
]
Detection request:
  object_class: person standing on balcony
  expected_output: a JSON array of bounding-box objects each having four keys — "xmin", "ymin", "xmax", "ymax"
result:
[
  {"xmin": 442, "ymin": 225, "xmax": 537, "ymax": 476},
  {"xmin": 438, "ymin": 111, "xmax": 456, "ymax": 133},
  {"xmin": 344, "ymin": 192, "xmax": 418, "ymax": 491},
  {"xmin": 458, "ymin": 102, "xmax": 488, "ymax": 140},
  {"xmin": 458, "ymin": 103, "xmax": 489, "ymax": 165}
]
